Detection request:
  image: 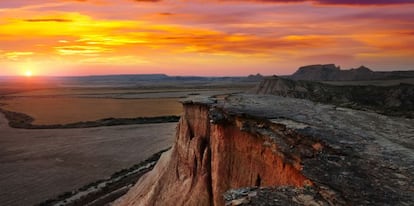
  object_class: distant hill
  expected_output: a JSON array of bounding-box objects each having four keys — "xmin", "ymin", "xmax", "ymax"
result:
[
  {"xmin": 289, "ymin": 64, "xmax": 414, "ymax": 81},
  {"xmin": 54, "ymin": 74, "xmax": 263, "ymax": 87},
  {"xmin": 0, "ymin": 74, "xmax": 264, "ymax": 89}
]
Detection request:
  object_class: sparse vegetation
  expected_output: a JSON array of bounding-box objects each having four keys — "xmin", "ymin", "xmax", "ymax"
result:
[{"xmin": 35, "ymin": 148, "xmax": 170, "ymax": 206}]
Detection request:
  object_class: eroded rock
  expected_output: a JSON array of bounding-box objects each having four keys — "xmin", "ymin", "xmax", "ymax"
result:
[
  {"xmin": 254, "ymin": 76, "xmax": 414, "ymax": 118},
  {"xmin": 115, "ymin": 94, "xmax": 414, "ymax": 206}
]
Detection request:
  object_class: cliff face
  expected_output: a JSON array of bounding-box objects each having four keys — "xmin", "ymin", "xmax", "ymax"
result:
[
  {"xmin": 114, "ymin": 104, "xmax": 212, "ymax": 206},
  {"xmin": 116, "ymin": 94, "xmax": 414, "ymax": 206},
  {"xmin": 255, "ymin": 76, "xmax": 414, "ymax": 118},
  {"xmin": 115, "ymin": 102, "xmax": 312, "ymax": 206}
]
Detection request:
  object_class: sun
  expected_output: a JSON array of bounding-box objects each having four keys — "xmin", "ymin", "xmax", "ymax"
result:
[{"xmin": 25, "ymin": 70, "xmax": 33, "ymax": 77}]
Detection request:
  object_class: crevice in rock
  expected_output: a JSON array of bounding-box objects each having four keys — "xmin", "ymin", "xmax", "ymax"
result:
[
  {"xmin": 186, "ymin": 118, "xmax": 195, "ymax": 140},
  {"xmin": 192, "ymin": 156, "xmax": 198, "ymax": 177},
  {"xmin": 255, "ymin": 174, "xmax": 261, "ymax": 187},
  {"xmin": 205, "ymin": 147, "xmax": 214, "ymax": 206}
]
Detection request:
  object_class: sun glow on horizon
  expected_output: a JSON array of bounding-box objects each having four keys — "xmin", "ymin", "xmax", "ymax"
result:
[
  {"xmin": 0, "ymin": 1, "xmax": 413, "ymax": 76},
  {"xmin": 25, "ymin": 70, "xmax": 33, "ymax": 77}
]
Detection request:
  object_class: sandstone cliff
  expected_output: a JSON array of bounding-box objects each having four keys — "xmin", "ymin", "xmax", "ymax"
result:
[
  {"xmin": 115, "ymin": 99, "xmax": 309, "ymax": 206},
  {"xmin": 115, "ymin": 95, "xmax": 413, "ymax": 206}
]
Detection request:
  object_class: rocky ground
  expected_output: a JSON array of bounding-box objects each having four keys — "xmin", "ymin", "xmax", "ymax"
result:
[
  {"xmin": 115, "ymin": 94, "xmax": 413, "ymax": 206},
  {"xmin": 224, "ymin": 186, "xmax": 329, "ymax": 206},
  {"xmin": 223, "ymin": 94, "xmax": 414, "ymax": 205}
]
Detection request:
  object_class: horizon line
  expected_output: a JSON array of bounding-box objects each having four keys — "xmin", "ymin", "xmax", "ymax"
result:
[{"xmin": 0, "ymin": 73, "xmax": 268, "ymax": 78}]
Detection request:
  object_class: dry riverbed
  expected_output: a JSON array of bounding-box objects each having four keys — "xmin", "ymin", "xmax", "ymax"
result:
[{"xmin": 0, "ymin": 113, "xmax": 176, "ymax": 206}]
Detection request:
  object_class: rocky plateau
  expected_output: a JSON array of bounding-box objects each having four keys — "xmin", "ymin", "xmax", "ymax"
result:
[{"xmin": 115, "ymin": 94, "xmax": 414, "ymax": 206}]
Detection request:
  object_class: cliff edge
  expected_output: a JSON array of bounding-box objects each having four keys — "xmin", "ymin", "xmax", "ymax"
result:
[
  {"xmin": 255, "ymin": 76, "xmax": 414, "ymax": 118},
  {"xmin": 115, "ymin": 95, "xmax": 413, "ymax": 206}
]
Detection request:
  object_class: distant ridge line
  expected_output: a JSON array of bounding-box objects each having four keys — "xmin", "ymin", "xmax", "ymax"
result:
[{"xmin": 289, "ymin": 64, "xmax": 414, "ymax": 81}]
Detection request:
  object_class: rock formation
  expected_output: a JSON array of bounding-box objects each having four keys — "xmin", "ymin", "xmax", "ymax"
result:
[
  {"xmin": 290, "ymin": 64, "xmax": 341, "ymax": 81},
  {"xmin": 115, "ymin": 94, "xmax": 414, "ymax": 206},
  {"xmin": 290, "ymin": 64, "xmax": 414, "ymax": 81},
  {"xmin": 255, "ymin": 76, "xmax": 414, "ymax": 118}
]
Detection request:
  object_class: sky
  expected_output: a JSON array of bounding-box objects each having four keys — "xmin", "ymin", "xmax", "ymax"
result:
[{"xmin": 0, "ymin": 0, "xmax": 413, "ymax": 76}]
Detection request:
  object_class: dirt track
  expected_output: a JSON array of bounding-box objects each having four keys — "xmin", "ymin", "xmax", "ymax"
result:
[{"xmin": 0, "ymin": 113, "xmax": 176, "ymax": 206}]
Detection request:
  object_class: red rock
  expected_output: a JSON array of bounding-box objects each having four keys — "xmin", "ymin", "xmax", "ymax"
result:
[{"xmin": 115, "ymin": 103, "xmax": 310, "ymax": 206}]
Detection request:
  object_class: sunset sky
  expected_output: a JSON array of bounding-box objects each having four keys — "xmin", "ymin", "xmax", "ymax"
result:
[{"xmin": 0, "ymin": 0, "xmax": 413, "ymax": 76}]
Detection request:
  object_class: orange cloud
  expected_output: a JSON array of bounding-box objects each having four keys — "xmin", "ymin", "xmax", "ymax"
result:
[{"xmin": 0, "ymin": 0, "xmax": 413, "ymax": 76}]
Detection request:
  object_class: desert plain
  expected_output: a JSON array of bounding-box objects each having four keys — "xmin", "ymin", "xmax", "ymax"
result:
[{"xmin": 0, "ymin": 75, "xmax": 256, "ymax": 205}]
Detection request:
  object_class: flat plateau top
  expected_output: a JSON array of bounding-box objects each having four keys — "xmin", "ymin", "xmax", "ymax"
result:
[{"xmin": 193, "ymin": 94, "xmax": 414, "ymax": 205}]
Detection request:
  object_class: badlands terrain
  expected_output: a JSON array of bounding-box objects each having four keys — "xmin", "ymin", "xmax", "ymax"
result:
[
  {"xmin": 1, "ymin": 67, "xmax": 413, "ymax": 205},
  {"xmin": 116, "ymin": 94, "xmax": 414, "ymax": 205},
  {"xmin": 0, "ymin": 75, "xmax": 258, "ymax": 205},
  {"xmin": 116, "ymin": 70, "xmax": 414, "ymax": 206},
  {"xmin": 114, "ymin": 66, "xmax": 414, "ymax": 206}
]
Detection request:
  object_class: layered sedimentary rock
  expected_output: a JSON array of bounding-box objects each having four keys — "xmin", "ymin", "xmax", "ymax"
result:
[
  {"xmin": 116, "ymin": 95, "xmax": 413, "ymax": 206},
  {"xmin": 255, "ymin": 76, "xmax": 414, "ymax": 118}
]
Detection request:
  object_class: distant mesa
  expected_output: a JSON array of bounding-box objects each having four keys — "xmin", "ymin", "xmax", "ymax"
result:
[
  {"xmin": 289, "ymin": 64, "xmax": 414, "ymax": 81},
  {"xmin": 246, "ymin": 73, "xmax": 263, "ymax": 81}
]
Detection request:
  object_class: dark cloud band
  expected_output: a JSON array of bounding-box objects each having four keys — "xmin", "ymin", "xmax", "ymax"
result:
[
  {"xmin": 24, "ymin": 19, "xmax": 73, "ymax": 22},
  {"xmin": 224, "ymin": 0, "xmax": 414, "ymax": 5},
  {"xmin": 316, "ymin": 0, "xmax": 414, "ymax": 5}
]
